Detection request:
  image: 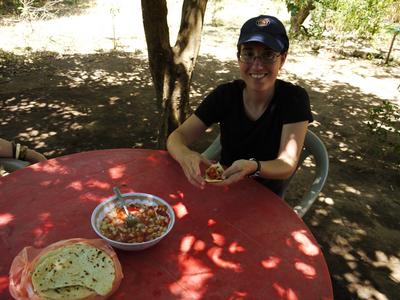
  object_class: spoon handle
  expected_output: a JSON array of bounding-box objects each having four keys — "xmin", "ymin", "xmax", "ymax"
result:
[{"xmin": 113, "ymin": 187, "xmax": 132, "ymax": 214}]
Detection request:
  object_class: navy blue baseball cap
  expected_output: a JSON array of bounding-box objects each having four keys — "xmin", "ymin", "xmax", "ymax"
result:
[{"xmin": 237, "ymin": 15, "xmax": 289, "ymax": 53}]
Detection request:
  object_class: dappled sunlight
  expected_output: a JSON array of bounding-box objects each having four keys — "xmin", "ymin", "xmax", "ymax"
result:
[
  {"xmin": 373, "ymin": 251, "xmax": 400, "ymax": 283},
  {"xmin": 272, "ymin": 282, "xmax": 299, "ymax": 300},
  {"xmin": 108, "ymin": 165, "xmax": 126, "ymax": 179},
  {"xmin": 294, "ymin": 261, "xmax": 316, "ymax": 279},
  {"xmin": 169, "ymin": 190, "xmax": 185, "ymax": 200},
  {"xmin": 301, "ymin": 156, "xmax": 314, "ymax": 168},
  {"xmin": 83, "ymin": 191, "xmax": 107, "ymax": 203},
  {"xmin": 58, "ymin": 69, "xmax": 149, "ymax": 89},
  {"xmin": 173, "ymin": 202, "xmax": 189, "ymax": 219},
  {"xmin": 33, "ymin": 212, "xmax": 54, "ymax": 247},
  {"xmin": 207, "ymin": 247, "xmax": 243, "ymax": 272},
  {"xmin": 333, "ymin": 119, "xmax": 344, "ymax": 126},
  {"xmin": 322, "ymin": 222, "xmax": 399, "ymax": 300},
  {"xmin": 207, "ymin": 218, "xmax": 217, "ymax": 226},
  {"xmin": 169, "ymin": 272, "xmax": 212, "ymax": 300},
  {"xmin": 331, "ymin": 221, "xmax": 367, "ymax": 239},
  {"xmin": 193, "ymin": 239, "xmax": 206, "ymax": 252},
  {"xmin": 67, "ymin": 180, "xmax": 83, "ymax": 191},
  {"xmin": 289, "ymin": 230, "xmax": 320, "ymax": 257},
  {"xmin": 337, "ymin": 183, "xmax": 361, "ymax": 195},
  {"xmin": 1, "ymin": 52, "xmax": 157, "ymax": 156},
  {"xmin": 227, "ymin": 291, "xmax": 248, "ymax": 299},
  {"xmin": 168, "ymin": 216, "xmax": 329, "ymax": 297},
  {"xmin": 0, "ymin": 213, "xmax": 14, "ymax": 227},
  {"xmin": 5, "ymin": 97, "xmax": 47, "ymax": 112},
  {"xmin": 318, "ymin": 196, "xmax": 335, "ymax": 206},
  {"xmin": 51, "ymin": 177, "xmax": 112, "ymax": 197},
  {"xmin": 211, "ymin": 232, "xmax": 225, "ymax": 246},
  {"xmin": 0, "ymin": 276, "xmax": 8, "ymax": 294},
  {"xmin": 180, "ymin": 235, "xmax": 196, "ymax": 253},
  {"xmin": 172, "ymin": 233, "xmax": 245, "ymax": 296},
  {"xmin": 228, "ymin": 242, "xmax": 245, "ymax": 254},
  {"xmin": 261, "ymin": 256, "xmax": 281, "ymax": 269},
  {"xmin": 86, "ymin": 178, "xmax": 111, "ymax": 189},
  {"xmin": 170, "ymin": 235, "xmax": 213, "ymax": 299},
  {"xmin": 342, "ymin": 272, "xmax": 389, "ymax": 300},
  {"xmin": 30, "ymin": 159, "xmax": 70, "ymax": 174}
]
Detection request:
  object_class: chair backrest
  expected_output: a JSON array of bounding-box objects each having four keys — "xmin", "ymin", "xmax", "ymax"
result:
[
  {"xmin": 289, "ymin": 130, "xmax": 329, "ymax": 217},
  {"xmin": 201, "ymin": 129, "xmax": 329, "ymax": 218}
]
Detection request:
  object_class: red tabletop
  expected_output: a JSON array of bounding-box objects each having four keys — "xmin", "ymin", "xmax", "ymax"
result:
[{"xmin": 0, "ymin": 149, "xmax": 333, "ymax": 300}]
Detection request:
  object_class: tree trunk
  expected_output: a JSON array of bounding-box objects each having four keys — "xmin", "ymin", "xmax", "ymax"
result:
[
  {"xmin": 385, "ymin": 32, "xmax": 398, "ymax": 64},
  {"xmin": 288, "ymin": 0, "xmax": 315, "ymax": 36},
  {"xmin": 141, "ymin": 0, "xmax": 208, "ymax": 149}
]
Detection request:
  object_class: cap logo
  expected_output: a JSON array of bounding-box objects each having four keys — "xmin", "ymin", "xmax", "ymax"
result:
[{"xmin": 256, "ymin": 17, "xmax": 270, "ymax": 27}]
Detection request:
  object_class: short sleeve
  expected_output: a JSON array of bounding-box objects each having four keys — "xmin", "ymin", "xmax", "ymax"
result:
[
  {"xmin": 194, "ymin": 82, "xmax": 238, "ymax": 127},
  {"xmin": 281, "ymin": 85, "xmax": 313, "ymax": 124}
]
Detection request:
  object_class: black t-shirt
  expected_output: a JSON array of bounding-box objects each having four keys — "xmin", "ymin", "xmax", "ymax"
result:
[{"xmin": 195, "ymin": 79, "xmax": 313, "ymax": 166}]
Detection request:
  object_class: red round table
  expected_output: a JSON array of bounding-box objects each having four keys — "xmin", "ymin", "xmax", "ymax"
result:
[{"xmin": 0, "ymin": 149, "xmax": 333, "ymax": 299}]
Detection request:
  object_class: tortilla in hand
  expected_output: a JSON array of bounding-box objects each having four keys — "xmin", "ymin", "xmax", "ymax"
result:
[{"xmin": 205, "ymin": 162, "xmax": 224, "ymax": 183}]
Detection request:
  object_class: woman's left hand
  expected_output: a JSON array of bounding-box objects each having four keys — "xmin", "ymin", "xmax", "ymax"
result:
[{"xmin": 211, "ymin": 159, "xmax": 256, "ymax": 186}]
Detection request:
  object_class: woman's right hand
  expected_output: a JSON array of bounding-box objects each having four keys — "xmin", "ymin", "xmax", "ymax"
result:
[{"xmin": 177, "ymin": 150, "xmax": 211, "ymax": 189}]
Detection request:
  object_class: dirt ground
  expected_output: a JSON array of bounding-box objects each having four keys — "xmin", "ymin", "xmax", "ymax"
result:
[{"xmin": 1, "ymin": 1, "xmax": 400, "ymax": 299}]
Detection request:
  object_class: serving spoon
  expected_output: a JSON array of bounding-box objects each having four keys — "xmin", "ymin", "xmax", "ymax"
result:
[{"xmin": 113, "ymin": 187, "xmax": 138, "ymax": 227}]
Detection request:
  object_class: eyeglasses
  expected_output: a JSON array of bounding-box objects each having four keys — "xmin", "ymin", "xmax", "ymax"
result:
[{"xmin": 238, "ymin": 50, "xmax": 281, "ymax": 65}]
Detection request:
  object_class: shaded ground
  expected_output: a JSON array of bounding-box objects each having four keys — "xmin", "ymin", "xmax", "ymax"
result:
[
  {"xmin": 1, "ymin": 48, "xmax": 400, "ymax": 300},
  {"xmin": 1, "ymin": 1, "xmax": 400, "ymax": 299}
]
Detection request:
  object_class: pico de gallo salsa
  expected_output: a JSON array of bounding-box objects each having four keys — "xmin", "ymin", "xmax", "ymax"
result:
[{"xmin": 99, "ymin": 203, "xmax": 170, "ymax": 243}]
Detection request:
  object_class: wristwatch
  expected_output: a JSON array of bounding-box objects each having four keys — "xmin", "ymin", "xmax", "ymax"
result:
[{"xmin": 249, "ymin": 158, "xmax": 261, "ymax": 177}]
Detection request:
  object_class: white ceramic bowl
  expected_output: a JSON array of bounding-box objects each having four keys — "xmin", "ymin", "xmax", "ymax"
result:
[{"xmin": 91, "ymin": 192, "xmax": 175, "ymax": 251}]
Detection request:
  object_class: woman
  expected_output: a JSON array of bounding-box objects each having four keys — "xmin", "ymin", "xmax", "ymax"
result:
[{"xmin": 167, "ymin": 15, "xmax": 313, "ymax": 196}]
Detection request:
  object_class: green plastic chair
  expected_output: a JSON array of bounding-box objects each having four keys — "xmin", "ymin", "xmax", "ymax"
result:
[{"xmin": 201, "ymin": 129, "xmax": 329, "ymax": 218}]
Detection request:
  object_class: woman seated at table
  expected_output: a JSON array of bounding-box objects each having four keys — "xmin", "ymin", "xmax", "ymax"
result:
[
  {"xmin": 0, "ymin": 138, "xmax": 46, "ymax": 175},
  {"xmin": 167, "ymin": 15, "xmax": 313, "ymax": 196}
]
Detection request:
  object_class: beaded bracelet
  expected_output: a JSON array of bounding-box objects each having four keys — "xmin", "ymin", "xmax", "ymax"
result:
[
  {"xmin": 10, "ymin": 141, "xmax": 28, "ymax": 160},
  {"xmin": 15, "ymin": 143, "xmax": 21, "ymax": 160}
]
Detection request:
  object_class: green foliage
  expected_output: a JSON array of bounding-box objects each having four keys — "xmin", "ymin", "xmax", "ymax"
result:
[
  {"xmin": 307, "ymin": 0, "xmax": 398, "ymax": 39},
  {"xmin": 0, "ymin": 0, "xmax": 21, "ymax": 13},
  {"xmin": 386, "ymin": 24, "xmax": 400, "ymax": 34},
  {"xmin": 210, "ymin": 0, "xmax": 224, "ymax": 26},
  {"xmin": 286, "ymin": 0, "xmax": 314, "ymax": 16},
  {"xmin": 367, "ymin": 100, "xmax": 400, "ymax": 156},
  {"xmin": 0, "ymin": 0, "xmax": 80, "ymax": 15}
]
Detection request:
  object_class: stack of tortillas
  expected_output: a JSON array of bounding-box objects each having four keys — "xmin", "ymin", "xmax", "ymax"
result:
[{"xmin": 9, "ymin": 238, "xmax": 123, "ymax": 300}]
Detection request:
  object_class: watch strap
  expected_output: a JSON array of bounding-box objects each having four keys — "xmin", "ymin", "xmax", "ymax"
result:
[{"xmin": 249, "ymin": 158, "xmax": 261, "ymax": 177}]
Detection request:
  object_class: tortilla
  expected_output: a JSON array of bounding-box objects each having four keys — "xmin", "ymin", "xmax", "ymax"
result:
[
  {"xmin": 31, "ymin": 243, "xmax": 115, "ymax": 299},
  {"xmin": 205, "ymin": 162, "xmax": 224, "ymax": 182},
  {"xmin": 37, "ymin": 286, "xmax": 93, "ymax": 300}
]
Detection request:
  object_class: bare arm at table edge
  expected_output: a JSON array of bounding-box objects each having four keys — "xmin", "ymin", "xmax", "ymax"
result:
[
  {"xmin": 167, "ymin": 115, "xmax": 212, "ymax": 188},
  {"xmin": 0, "ymin": 138, "xmax": 47, "ymax": 163}
]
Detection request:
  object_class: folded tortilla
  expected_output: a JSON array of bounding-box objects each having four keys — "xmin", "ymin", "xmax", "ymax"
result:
[
  {"xmin": 31, "ymin": 243, "xmax": 115, "ymax": 299},
  {"xmin": 205, "ymin": 162, "xmax": 224, "ymax": 183}
]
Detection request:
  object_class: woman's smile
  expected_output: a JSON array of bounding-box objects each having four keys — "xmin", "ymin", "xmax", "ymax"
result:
[{"xmin": 250, "ymin": 72, "xmax": 269, "ymax": 79}]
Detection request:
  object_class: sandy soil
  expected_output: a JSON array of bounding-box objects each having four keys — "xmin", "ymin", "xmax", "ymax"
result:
[{"xmin": 1, "ymin": 1, "xmax": 400, "ymax": 299}]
